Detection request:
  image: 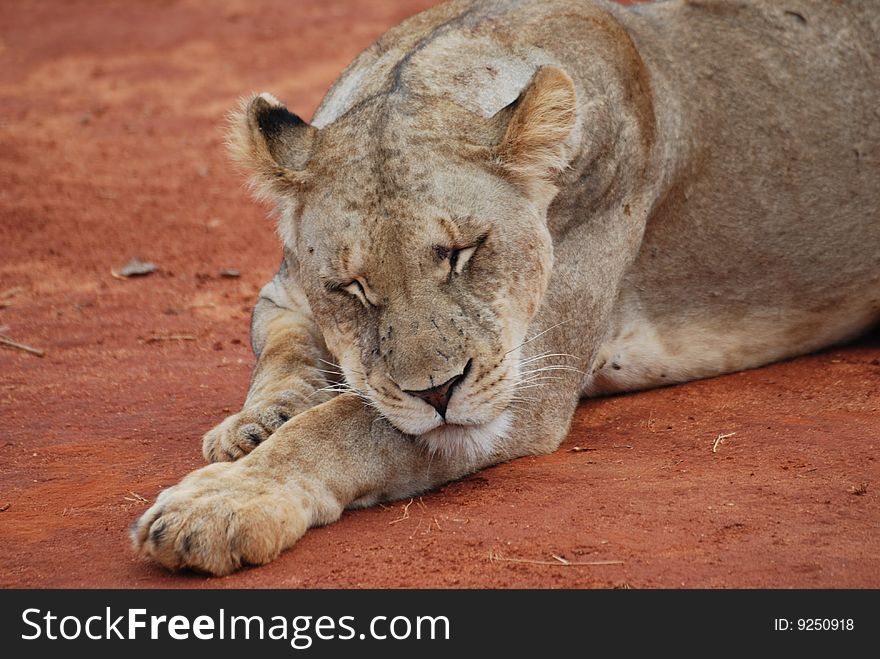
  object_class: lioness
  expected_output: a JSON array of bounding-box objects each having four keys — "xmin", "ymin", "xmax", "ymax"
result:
[{"xmin": 132, "ymin": 0, "xmax": 880, "ymax": 575}]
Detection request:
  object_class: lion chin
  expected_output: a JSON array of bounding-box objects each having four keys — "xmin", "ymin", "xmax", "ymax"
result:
[{"xmin": 417, "ymin": 411, "xmax": 513, "ymax": 463}]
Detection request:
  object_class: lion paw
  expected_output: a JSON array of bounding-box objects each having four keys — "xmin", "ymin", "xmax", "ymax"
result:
[
  {"xmin": 202, "ymin": 394, "xmax": 303, "ymax": 462},
  {"xmin": 130, "ymin": 462, "xmax": 309, "ymax": 575}
]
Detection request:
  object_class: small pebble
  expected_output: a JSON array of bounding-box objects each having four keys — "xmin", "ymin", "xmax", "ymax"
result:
[{"xmin": 116, "ymin": 258, "xmax": 158, "ymax": 277}]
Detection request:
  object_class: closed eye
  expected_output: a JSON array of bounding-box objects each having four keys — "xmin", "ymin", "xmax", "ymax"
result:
[
  {"xmin": 450, "ymin": 245, "xmax": 477, "ymax": 274},
  {"xmin": 435, "ymin": 241, "xmax": 480, "ymax": 275},
  {"xmin": 342, "ymin": 279, "xmax": 371, "ymax": 307},
  {"xmin": 321, "ymin": 277, "xmax": 373, "ymax": 308}
]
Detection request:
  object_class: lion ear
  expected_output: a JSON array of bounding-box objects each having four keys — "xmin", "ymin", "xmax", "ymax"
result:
[
  {"xmin": 226, "ymin": 93, "xmax": 317, "ymax": 202},
  {"xmin": 493, "ymin": 67, "xmax": 578, "ymax": 202}
]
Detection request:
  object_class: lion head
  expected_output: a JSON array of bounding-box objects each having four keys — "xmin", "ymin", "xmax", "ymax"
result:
[{"xmin": 228, "ymin": 67, "xmax": 578, "ymax": 461}]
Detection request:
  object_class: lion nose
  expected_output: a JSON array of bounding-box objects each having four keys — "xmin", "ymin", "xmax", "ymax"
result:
[{"xmin": 402, "ymin": 361, "xmax": 471, "ymax": 419}]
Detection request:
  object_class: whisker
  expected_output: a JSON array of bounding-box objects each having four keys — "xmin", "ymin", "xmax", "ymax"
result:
[
  {"xmin": 518, "ymin": 352, "xmax": 579, "ymax": 365},
  {"xmin": 309, "ymin": 388, "xmax": 349, "ymax": 398},
  {"xmin": 503, "ymin": 320, "xmax": 571, "ymax": 356},
  {"xmin": 314, "ymin": 386, "xmax": 354, "ymax": 393},
  {"xmin": 510, "ymin": 383, "xmax": 551, "ymax": 391},
  {"xmin": 313, "ymin": 367, "xmax": 345, "ymax": 377},
  {"xmin": 517, "ymin": 375, "xmax": 565, "ymax": 384},
  {"xmin": 520, "ymin": 366, "xmax": 585, "ymax": 376},
  {"xmin": 317, "ymin": 358, "xmax": 344, "ymax": 373}
]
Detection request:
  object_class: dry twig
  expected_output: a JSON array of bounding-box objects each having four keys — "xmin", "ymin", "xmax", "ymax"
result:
[
  {"xmin": 712, "ymin": 432, "xmax": 736, "ymax": 453},
  {"xmin": 389, "ymin": 498, "xmax": 414, "ymax": 525},
  {"xmin": 142, "ymin": 335, "xmax": 196, "ymax": 344},
  {"xmin": 124, "ymin": 491, "xmax": 149, "ymax": 503},
  {"xmin": 0, "ymin": 335, "xmax": 44, "ymax": 357},
  {"xmin": 489, "ymin": 551, "xmax": 623, "ymax": 567}
]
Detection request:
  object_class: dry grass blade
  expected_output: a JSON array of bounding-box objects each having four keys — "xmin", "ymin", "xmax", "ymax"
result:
[
  {"xmin": 0, "ymin": 335, "xmax": 45, "ymax": 357},
  {"xmin": 712, "ymin": 432, "xmax": 736, "ymax": 453},
  {"xmin": 489, "ymin": 551, "xmax": 623, "ymax": 567},
  {"xmin": 568, "ymin": 446, "xmax": 597, "ymax": 453},
  {"xmin": 124, "ymin": 491, "xmax": 149, "ymax": 503},
  {"xmin": 389, "ymin": 498, "xmax": 414, "ymax": 525},
  {"xmin": 142, "ymin": 334, "xmax": 196, "ymax": 343},
  {"xmin": 408, "ymin": 518, "xmax": 423, "ymax": 540}
]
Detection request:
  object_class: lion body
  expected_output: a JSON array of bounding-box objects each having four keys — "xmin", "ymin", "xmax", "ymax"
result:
[
  {"xmin": 312, "ymin": 0, "xmax": 880, "ymax": 397},
  {"xmin": 588, "ymin": 0, "xmax": 880, "ymax": 394},
  {"xmin": 133, "ymin": 0, "xmax": 880, "ymax": 575}
]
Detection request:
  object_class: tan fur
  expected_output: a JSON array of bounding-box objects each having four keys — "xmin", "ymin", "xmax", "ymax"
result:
[{"xmin": 133, "ymin": 0, "xmax": 880, "ymax": 575}]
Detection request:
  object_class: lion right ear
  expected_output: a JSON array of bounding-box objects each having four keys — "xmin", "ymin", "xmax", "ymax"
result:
[
  {"xmin": 491, "ymin": 67, "xmax": 578, "ymax": 204},
  {"xmin": 226, "ymin": 93, "xmax": 318, "ymax": 202}
]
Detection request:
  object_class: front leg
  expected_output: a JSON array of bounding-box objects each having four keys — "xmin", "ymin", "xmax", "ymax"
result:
[
  {"xmin": 202, "ymin": 274, "xmax": 335, "ymax": 462},
  {"xmin": 133, "ymin": 385, "xmax": 578, "ymax": 575}
]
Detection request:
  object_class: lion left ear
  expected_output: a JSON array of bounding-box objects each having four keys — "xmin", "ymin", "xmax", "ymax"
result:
[
  {"xmin": 493, "ymin": 67, "xmax": 578, "ymax": 203},
  {"xmin": 226, "ymin": 93, "xmax": 318, "ymax": 202}
]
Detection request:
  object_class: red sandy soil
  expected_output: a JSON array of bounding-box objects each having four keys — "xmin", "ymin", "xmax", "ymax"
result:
[{"xmin": 1, "ymin": 0, "xmax": 877, "ymax": 589}]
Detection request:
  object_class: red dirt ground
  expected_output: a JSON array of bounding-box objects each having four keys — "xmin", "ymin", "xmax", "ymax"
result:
[{"xmin": 1, "ymin": 0, "xmax": 878, "ymax": 589}]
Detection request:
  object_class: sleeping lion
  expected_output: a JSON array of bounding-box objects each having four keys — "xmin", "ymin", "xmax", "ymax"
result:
[{"xmin": 132, "ymin": 0, "xmax": 880, "ymax": 575}]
